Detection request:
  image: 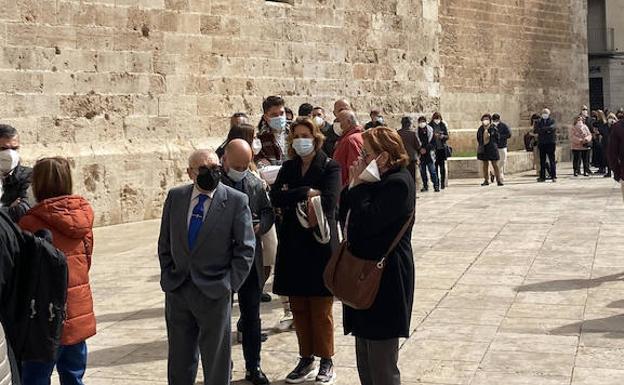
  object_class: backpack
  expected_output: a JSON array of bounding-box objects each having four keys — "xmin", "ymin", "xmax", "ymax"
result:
[
  {"xmin": 0, "ymin": 215, "xmax": 68, "ymax": 363},
  {"xmin": 524, "ymin": 132, "xmax": 536, "ymax": 152}
]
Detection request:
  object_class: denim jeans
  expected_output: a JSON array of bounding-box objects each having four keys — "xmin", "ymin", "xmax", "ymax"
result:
[
  {"xmin": 22, "ymin": 342, "xmax": 87, "ymax": 385},
  {"xmin": 419, "ymin": 161, "xmax": 439, "ymax": 189}
]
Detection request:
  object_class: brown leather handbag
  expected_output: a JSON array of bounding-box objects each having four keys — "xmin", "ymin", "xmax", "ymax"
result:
[{"xmin": 323, "ymin": 211, "xmax": 414, "ymax": 310}]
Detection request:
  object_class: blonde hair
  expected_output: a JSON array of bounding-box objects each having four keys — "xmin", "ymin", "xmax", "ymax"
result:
[
  {"xmin": 287, "ymin": 117, "xmax": 325, "ymax": 158},
  {"xmin": 362, "ymin": 126, "xmax": 409, "ymax": 168}
]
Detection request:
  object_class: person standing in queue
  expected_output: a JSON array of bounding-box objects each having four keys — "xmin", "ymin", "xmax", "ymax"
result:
[
  {"xmin": 535, "ymin": 108, "xmax": 558, "ymax": 182},
  {"xmin": 270, "ymin": 117, "xmax": 341, "ymax": 384},
  {"xmin": 339, "ymin": 126, "xmax": 416, "ymax": 385},
  {"xmin": 158, "ymin": 149, "xmax": 255, "ymax": 385},
  {"xmin": 477, "ymin": 114, "xmax": 503, "ymax": 186}
]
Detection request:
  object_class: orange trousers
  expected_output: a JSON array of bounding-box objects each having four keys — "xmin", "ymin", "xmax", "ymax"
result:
[{"xmin": 289, "ymin": 296, "xmax": 335, "ymax": 359}]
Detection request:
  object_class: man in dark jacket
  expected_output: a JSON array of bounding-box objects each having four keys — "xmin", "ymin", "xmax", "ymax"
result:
[
  {"xmin": 534, "ymin": 108, "xmax": 557, "ymax": 182},
  {"xmin": 607, "ymin": 120, "xmax": 624, "ymax": 202},
  {"xmin": 492, "ymin": 114, "xmax": 511, "ymax": 182},
  {"xmin": 312, "ymin": 107, "xmax": 339, "ymax": 157},
  {"xmin": 0, "ymin": 125, "xmax": 33, "ymax": 223},
  {"xmin": 222, "ymin": 139, "xmax": 274, "ymax": 385},
  {"xmin": 397, "ymin": 117, "xmax": 420, "ymax": 182}
]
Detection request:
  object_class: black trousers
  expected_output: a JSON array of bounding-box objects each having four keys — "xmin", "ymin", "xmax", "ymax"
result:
[
  {"xmin": 237, "ymin": 268, "xmax": 262, "ymax": 371},
  {"xmin": 435, "ymin": 150, "xmax": 447, "ymax": 187},
  {"xmin": 572, "ymin": 150, "xmax": 590, "ymax": 174},
  {"xmin": 539, "ymin": 143, "xmax": 557, "ymax": 180}
]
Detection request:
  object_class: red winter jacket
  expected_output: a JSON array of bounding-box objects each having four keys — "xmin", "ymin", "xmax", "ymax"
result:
[
  {"xmin": 333, "ymin": 126, "xmax": 364, "ymax": 186},
  {"xmin": 19, "ymin": 195, "xmax": 96, "ymax": 346}
]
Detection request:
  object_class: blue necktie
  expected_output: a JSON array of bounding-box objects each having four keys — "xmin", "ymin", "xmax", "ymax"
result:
[{"xmin": 188, "ymin": 194, "xmax": 209, "ymax": 250}]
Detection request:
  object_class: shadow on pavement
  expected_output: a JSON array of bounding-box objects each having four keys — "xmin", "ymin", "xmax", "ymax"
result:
[
  {"xmin": 515, "ymin": 272, "xmax": 624, "ymax": 293},
  {"xmin": 551, "ymin": 310, "xmax": 624, "ymax": 338},
  {"xmin": 96, "ymin": 307, "xmax": 164, "ymax": 323},
  {"xmin": 89, "ymin": 340, "xmax": 166, "ymax": 367}
]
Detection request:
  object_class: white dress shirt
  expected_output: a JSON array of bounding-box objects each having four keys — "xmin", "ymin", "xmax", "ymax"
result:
[{"xmin": 187, "ymin": 186, "xmax": 215, "ymax": 228}]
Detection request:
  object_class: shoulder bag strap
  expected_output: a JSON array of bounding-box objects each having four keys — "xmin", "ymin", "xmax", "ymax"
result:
[{"xmin": 378, "ymin": 210, "xmax": 415, "ymax": 268}]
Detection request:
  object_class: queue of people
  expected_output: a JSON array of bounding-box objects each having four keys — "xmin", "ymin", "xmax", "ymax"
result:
[{"xmin": 153, "ymin": 95, "xmax": 420, "ymax": 385}]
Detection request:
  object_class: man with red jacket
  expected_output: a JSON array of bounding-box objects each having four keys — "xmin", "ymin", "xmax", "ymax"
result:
[
  {"xmin": 333, "ymin": 109, "xmax": 364, "ymax": 186},
  {"xmin": 607, "ymin": 119, "xmax": 624, "ymax": 201}
]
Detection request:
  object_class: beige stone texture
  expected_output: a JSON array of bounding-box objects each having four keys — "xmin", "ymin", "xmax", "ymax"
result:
[{"xmin": 1, "ymin": 0, "xmax": 587, "ymax": 225}]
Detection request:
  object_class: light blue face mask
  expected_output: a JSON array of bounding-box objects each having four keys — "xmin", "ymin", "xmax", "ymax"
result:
[
  {"xmin": 292, "ymin": 138, "xmax": 315, "ymax": 157},
  {"xmin": 227, "ymin": 168, "xmax": 249, "ymax": 183},
  {"xmin": 268, "ymin": 115, "xmax": 287, "ymax": 131}
]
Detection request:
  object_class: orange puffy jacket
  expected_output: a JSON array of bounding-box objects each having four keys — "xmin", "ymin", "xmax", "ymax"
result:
[{"xmin": 19, "ymin": 195, "xmax": 96, "ymax": 346}]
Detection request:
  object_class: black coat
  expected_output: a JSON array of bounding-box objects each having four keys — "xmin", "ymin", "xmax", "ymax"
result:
[
  {"xmin": 321, "ymin": 122, "xmax": 339, "ymax": 157},
  {"xmin": 339, "ymin": 167, "xmax": 416, "ymax": 340},
  {"xmin": 222, "ymin": 173, "xmax": 275, "ymax": 286},
  {"xmin": 496, "ymin": 122, "xmax": 512, "ymax": 149},
  {"xmin": 1, "ymin": 165, "xmax": 33, "ymax": 223},
  {"xmin": 270, "ymin": 151, "xmax": 341, "ymax": 297},
  {"xmin": 477, "ymin": 125, "xmax": 500, "ymax": 161},
  {"xmin": 534, "ymin": 118, "xmax": 557, "ymax": 145}
]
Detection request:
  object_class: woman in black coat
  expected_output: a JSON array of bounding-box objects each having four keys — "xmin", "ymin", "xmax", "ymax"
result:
[
  {"xmin": 429, "ymin": 112, "xmax": 450, "ymax": 189},
  {"xmin": 339, "ymin": 126, "xmax": 415, "ymax": 385},
  {"xmin": 270, "ymin": 117, "xmax": 341, "ymax": 384},
  {"xmin": 477, "ymin": 114, "xmax": 503, "ymax": 186}
]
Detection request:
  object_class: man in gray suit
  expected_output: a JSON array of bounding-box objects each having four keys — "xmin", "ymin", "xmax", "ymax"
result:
[{"xmin": 158, "ymin": 149, "xmax": 255, "ymax": 385}]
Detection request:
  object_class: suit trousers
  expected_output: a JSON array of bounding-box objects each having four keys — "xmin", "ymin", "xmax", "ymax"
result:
[
  {"xmin": 289, "ymin": 296, "xmax": 334, "ymax": 359},
  {"xmin": 355, "ymin": 337, "xmax": 400, "ymax": 385},
  {"xmin": 237, "ymin": 268, "xmax": 262, "ymax": 371},
  {"xmin": 539, "ymin": 143, "xmax": 557, "ymax": 180},
  {"xmin": 165, "ymin": 281, "xmax": 231, "ymax": 385}
]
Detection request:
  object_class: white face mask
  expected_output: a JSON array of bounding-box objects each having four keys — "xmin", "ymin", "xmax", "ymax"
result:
[
  {"xmin": 292, "ymin": 138, "xmax": 315, "ymax": 157},
  {"xmin": 333, "ymin": 122, "xmax": 343, "ymax": 136},
  {"xmin": 608, "ymin": 118, "xmax": 616, "ymax": 125},
  {"xmin": 252, "ymin": 138, "xmax": 262, "ymax": 155},
  {"xmin": 433, "ymin": 119, "xmax": 441, "ymax": 125},
  {"xmin": 227, "ymin": 168, "xmax": 249, "ymax": 183},
  {"xmin": 542, "ymin": 114, "xmax": 550, "ymax": 120},
  {"xmin": 482, "ymin": 120, "xmax": 491, "ymax": 126},
  {"xmin": 313, "ymin": 116, "xmax": 324, "ymax": 127},
  {"xmin": 0, "ymin": 149, "xmax": 19, "ymax": 174},
  {"xmin": 359, "ymin": 158, "xmax": 381, "ymax": 183},
  {"xmin": 582, "ymin": 110, "xmax": 588, "ymax": 118},
  {"xmin": 418, "ymin": 122, "xmax": 427, "ymax": 129}
]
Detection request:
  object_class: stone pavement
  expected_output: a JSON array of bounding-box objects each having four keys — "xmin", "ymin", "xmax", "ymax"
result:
[{"xmin": 59, "ymin": 163, "xmax": 624, "ymax": 385}]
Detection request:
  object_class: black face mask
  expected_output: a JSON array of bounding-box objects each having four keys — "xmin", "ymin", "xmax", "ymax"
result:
[{"xmin": 196, "ymin": 166, "xmax": 222, "ymax": 191}]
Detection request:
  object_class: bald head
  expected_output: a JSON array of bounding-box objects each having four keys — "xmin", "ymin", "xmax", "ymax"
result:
[
  {"xmin": 224, "ymin": 139, "xmax": 253, "ymax": 172},
  {"xmin": 337, "ymin": 110, "xmax": 358, "ymax": 133},
  {"xmin": 333, "ymin": 99, "xmax": 352, "ymax": 117}
]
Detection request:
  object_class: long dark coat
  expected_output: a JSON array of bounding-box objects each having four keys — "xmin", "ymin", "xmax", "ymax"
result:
[
  {"xmin": 270, "ymin": 150, "xmax": 341, "ymax": 297},
  {"xmin": 339, "ymin": 167, "xmax": 416, "ymax": 340},
  {"xmin": 477, "ymin": 125, "xmax": 500, "ymax": 161}
]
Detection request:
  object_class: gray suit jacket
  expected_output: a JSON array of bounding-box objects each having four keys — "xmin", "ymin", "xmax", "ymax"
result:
[{"xmin": 158, "ymin": 182, "xmax": 255, "ymax": 299}]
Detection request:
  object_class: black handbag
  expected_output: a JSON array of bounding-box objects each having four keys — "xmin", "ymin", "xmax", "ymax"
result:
[{"xmin": 445, "ymin": 145, "xmax": 453, "ymax": 158}]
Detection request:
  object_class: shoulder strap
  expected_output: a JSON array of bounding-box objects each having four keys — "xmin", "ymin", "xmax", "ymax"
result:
[{"xmin": 381, "ymin": 210, "xmax": 415, "ymax": 261}]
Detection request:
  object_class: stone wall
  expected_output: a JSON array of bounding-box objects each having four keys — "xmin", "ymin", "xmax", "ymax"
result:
[
  {"xmin": 1, "ymin": 0, "xmax": 586, "ymax": 226},
  {"xmin": 2, "ymin": 0, "xmax": 440, "ymax": 225},
  {"xmin": 439, "ymin": 0, "xmax": 589, "ymax": 141}
]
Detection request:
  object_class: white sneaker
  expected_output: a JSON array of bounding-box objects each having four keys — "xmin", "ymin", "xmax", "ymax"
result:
[{"xmin": 275, "ymin": 311, "xmax": 295, "ymax": 332}]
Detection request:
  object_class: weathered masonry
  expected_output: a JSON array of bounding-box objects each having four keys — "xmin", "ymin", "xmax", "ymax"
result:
[{"xmin": 0, "ymin": 0, "xmax": 587, "ymax": 225}]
